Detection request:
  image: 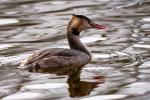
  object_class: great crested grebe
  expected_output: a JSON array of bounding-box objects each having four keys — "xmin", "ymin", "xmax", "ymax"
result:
[{"xmin": 19, "ymin": 14, "xmax": 106, "ymax": 74}]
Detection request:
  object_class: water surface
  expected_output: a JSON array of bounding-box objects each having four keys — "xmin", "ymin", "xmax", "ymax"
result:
[{"xmin": 0, "ymin": 0, "xmax": 150, "ymax": 100}]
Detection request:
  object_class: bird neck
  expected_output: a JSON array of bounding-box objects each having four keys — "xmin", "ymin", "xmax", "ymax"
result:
[{"xmin": 67, "ymin": 31, "xmax": 91, "ymax": 56}]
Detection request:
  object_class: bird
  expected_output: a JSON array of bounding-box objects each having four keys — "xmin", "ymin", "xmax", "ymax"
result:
[{"xmin": 19, "ymin": 14, "xmax": 106, "ymax": 75}]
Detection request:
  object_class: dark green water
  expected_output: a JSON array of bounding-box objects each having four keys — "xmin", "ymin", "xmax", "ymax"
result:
[{"xmin": 0, "ymin": 0, "xmax": 150, "ymax": 100}]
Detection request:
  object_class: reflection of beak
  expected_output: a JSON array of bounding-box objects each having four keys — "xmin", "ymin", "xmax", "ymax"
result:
[{"xmin": 90, "ymin": 22, "xmax": 107, "ymax": 29}]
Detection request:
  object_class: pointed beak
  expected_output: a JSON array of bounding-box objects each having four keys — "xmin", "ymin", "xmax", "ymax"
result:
[{"xmin": 90, "ymin": 22, "xmax": 107, "ymax": 30}]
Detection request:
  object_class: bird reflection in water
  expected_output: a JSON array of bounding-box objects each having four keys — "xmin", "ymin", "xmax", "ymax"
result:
[
  {"xmin": 18, "ymin": 66, "xmax": 105, "ymax": 98},
  {"xmin": 67, "ymin": 69, "xmax": 105, "ymax": 97}
]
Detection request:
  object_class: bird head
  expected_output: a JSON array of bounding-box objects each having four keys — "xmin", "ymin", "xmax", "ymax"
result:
[{"xmin": 67, "ymin": 14, "xmax": 106, "ymax": 35}]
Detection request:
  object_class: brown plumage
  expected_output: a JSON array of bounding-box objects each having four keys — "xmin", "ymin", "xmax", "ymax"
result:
[{"xmin": 19, "ymin": 14, "xmax": 106, "ymax": 75}]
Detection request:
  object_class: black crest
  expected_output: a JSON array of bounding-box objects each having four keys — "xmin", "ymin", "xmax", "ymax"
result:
[{"xmin": 72, "ymin": 14, "xmax": 91, "ymax": 22}]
